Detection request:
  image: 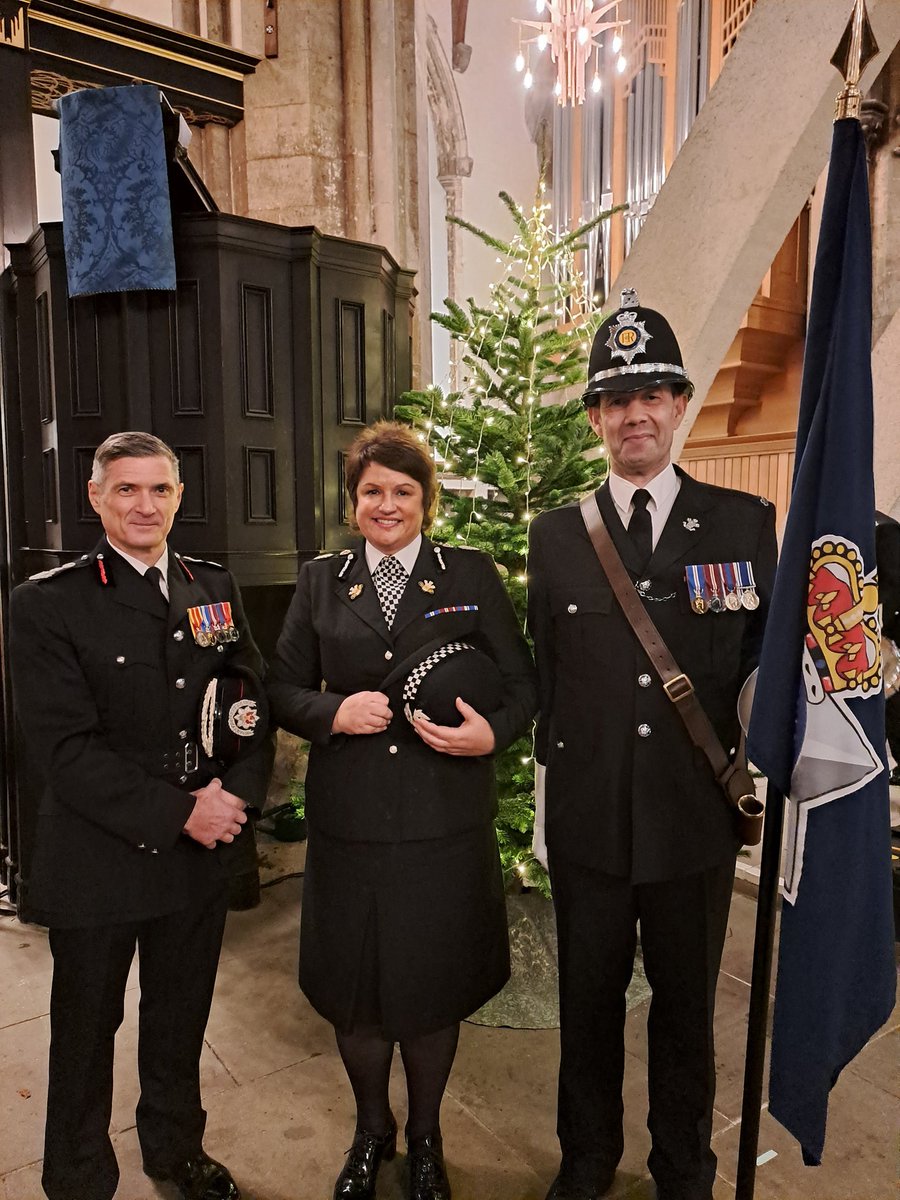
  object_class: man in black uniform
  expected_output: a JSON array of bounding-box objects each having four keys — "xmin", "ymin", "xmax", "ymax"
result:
[
  {"xmin": 528, "ymin": 294, "xmax": 777, "ymax": 1200},
  {"xmin": 10, "ymin": 432, "xmax": 272, "ymax": 1200}
]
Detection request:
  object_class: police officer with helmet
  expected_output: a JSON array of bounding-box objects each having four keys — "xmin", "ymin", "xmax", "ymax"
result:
[{"xmin": 528, "ymin": 292, "xmax": 778, "ymax": 1200}]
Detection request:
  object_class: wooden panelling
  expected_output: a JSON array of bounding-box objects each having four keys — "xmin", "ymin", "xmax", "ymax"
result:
[
  {"xmin": 41, "ymin": 446, "xmax": 57, "ymax": 524},
  {"xmin": 680, "ymin": 440, "xmax": 794, "ymax": 532},
  {"xmin": 36, "ymin": 292, "xmax": 52, "ymax": 424},
  {"xmin": 177, "ymin": 446, "xmax": 208, "ymax": 523},
  {"xmin": 173, "ymin": 280, "xmax": 203, "ymax": 415},
  {"xmin": 337, "ymin": 300, "xmax": 365, "ymax": 424},
  {"xmin": 240, "ymin": 283, "xmax": 274, "ymax": 418},
  {"xmin": 69, "ymin": 298, "xmax": 102, "ymax": 417},
  {"xmin": 74, "ymin": 446, "xmax": 98, "ymax": 522},
  {"xmin": 383, "ymin": 309, "xmax": 396, "ymax": 412},
  {"xmin": 244, "ymin": 446, "xmax": 276, "ymax": 523}
]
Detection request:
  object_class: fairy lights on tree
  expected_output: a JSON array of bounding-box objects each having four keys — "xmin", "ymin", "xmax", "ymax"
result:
[{"xmin": 396, "ymin": 186, "xmax": 619, "ymax": 891}]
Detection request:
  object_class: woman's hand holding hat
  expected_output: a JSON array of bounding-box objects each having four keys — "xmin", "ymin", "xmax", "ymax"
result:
[
  {"xmin": 332, "ymin": 691, "xmax": 393, "ymax": 735},
  {"xmin": 412, "ymin": 697, "xmax": 496, "ymax": 757}
]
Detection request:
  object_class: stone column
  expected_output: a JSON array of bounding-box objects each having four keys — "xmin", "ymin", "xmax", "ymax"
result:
[{"xmin": 340, "ymin": 0, "xmax": 372, "ymax": 242}]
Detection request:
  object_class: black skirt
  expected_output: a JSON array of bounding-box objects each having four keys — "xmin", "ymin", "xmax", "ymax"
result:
[{"xmin": 299, "ymin": 823, "xmax": 510, "ymax": 1039}]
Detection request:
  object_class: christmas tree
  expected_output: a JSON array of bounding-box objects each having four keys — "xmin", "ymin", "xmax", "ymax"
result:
[{"xmin": 396, "ymin": 187, "xmax": 617, "ymax": 893}]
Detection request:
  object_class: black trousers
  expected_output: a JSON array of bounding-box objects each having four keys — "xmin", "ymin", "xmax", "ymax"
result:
[
  {"xmin": 42, "ymin": 888, "xmax": 228, "ymax": 1200},
  {"xmin": 548, "ymin": 851, "xmax": 735, "ymax": 1200}
]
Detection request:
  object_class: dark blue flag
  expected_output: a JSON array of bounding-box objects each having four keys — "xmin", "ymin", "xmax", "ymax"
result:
[{"xmin": 745, "ymin": 118, "xmax": 896, "ymax": 1165}]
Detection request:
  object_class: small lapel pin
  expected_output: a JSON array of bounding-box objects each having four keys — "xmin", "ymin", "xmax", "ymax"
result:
[
  {"xmin": 683, "ymin": 517, "xmax": 700, "ymax": 532},
  {"xmin": 349, "ymin": 583, "xmax": 364, "ymax": 600},
  {"xmin": 418, "ymin": 579, "xmax": 436, "ymax": 594}
]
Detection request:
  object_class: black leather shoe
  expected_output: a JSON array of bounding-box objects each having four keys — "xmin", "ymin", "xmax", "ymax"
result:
[
  {"xmin": 333, "ymin": 1115, "xmax": 398, "ymax": 1199},
  {"xmin": 408, "ymin": 1132, "xmax": 451, "ymax": 1200},
  {"xmin": 544, "ymin": 1166, "xmax": 615, "ymax": 1200},
  {"xmin": 144, "ymin": 1150, "xmax": 240, "ymax": 1199}
]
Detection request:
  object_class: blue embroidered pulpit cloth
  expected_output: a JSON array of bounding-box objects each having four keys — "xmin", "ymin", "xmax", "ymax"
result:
[{"xmin": 58, "ymin": 84, "xmax": 177, "ymax": 297}]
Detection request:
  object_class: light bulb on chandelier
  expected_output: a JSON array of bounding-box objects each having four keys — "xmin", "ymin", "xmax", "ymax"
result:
[{"xmin": 514, "ymin": 0, "xmax": 628, "ymax": 106}]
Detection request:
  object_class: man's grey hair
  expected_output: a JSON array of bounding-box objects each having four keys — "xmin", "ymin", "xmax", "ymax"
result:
[{"xmin": 90, "ymin": 432, "xmax": 180, "ymax": 486}]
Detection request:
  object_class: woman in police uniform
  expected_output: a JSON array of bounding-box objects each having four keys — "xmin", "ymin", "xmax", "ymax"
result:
[{"xmin": 267, "ymin": 423, "xmax": 536, "ymax": 1200}]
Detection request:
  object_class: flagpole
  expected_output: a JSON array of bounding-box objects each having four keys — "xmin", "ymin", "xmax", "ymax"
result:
[
  {"xmin": 734, "ymin": 783, "xmax": 785, "ymax": 1200},
  {"xmin": 734, "ymin": 5, "xmax": 877, "ymax": 1196}
]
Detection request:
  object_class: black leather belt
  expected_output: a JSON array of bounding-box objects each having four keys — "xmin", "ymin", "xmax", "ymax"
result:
[{"xmin": 124, "ymin": 742, "xmax": 201, "ymax": 780}]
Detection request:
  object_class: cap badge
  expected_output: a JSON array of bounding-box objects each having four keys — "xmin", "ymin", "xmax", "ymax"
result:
[
  {"xmin": 228, "ymin": 699, "xmax": 259, "ymax": 737},
  {"xmin": 605, "ymin": 310, "xmax": 652, "ymax": 366},
  {"xmin": 683, "ymin": 517, "xmax": 700, "ymax": 532},
  {"xmin": 348, "ymin": 583, "xmax": 364, "ymax": 600},
  {"xmin": 418, "ymin": 579, "xmax": 436, "ymax": 594}
]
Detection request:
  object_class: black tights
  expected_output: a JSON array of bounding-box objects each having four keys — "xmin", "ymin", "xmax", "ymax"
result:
[{"xmin": 335, "ymin": 1023, "xmax": 460, "ymax": 1142}]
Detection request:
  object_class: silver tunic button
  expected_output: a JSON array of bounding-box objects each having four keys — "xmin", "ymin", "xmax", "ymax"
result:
[
  {"xmin": 389, "ymin": 745, "xmax": 398, "ymax": 754},
  {"xmin": 151, "ymin": 848, "xmax": 159, "ymax": 854},
  {"xmin": 116, "ymin": 656, "xmax": 125, "ymax": 664},
  {"xmin": 179, "ymin": 775, "xmax": 188, "ymax": 784},
  {"xmin": 173, "ymin": 630, "xmax": 184, "ymax": 641},
  {"xmin": 556, "ymin": 740, "xmax": 565, "ymax": 749},
  {"xmin": 179, "ymin": 729, "xmax": 188, "ymax": 740},
  {"xmin": 638, "ymin": 723, "xmax": 652, "ymax": 738},
  {"xmin": 638, "ymin": 674, "xmax": 652, "ymax": 688},
  {"xmin": 216, "ymin": 645, "xmax": 225, "ymax": 653},
  {"xmin": 175, "ymin": 678, "xmax": 186, "ymax": 689},
  {"xmin": 384, "ymin": 650, "xmax": 393, "ymax": 660},
  {"xmin": 137, "ymin": 843, "xmax": 146, "ymax": 850},
  {"xmin": 567, "ymin": 603, "xmax": 578, "ymax": 614}
]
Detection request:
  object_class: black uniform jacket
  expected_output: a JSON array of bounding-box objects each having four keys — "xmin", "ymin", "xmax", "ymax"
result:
[
  {"xmin": 528, "ymin": 470, "xmax": 778, "ymax": 883},
  {"xmin": 10, "ymin": 539, "xmax": 273, "ymax": 928},
  {"xmin": 267, "ymin": 537, "xmax": 537, "ymax": 843}
]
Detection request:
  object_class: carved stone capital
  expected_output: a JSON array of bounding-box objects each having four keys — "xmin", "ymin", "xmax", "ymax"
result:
[{"xmin": 859, "ymin": 97, "xmax": 889, "ymax": 154}]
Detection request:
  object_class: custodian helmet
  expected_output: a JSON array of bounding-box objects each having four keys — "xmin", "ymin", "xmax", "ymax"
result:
[{"xmin": 582, "ymin": 288, "xmax": 693, "ymax": 406}]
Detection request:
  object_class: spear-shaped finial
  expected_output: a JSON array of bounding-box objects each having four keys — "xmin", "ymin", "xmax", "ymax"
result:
[{"xmin": 831, "ymin": 0, "xmax": 879, "ymax": 121}]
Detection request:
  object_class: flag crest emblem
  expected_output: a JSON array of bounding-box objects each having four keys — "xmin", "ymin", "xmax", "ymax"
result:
[{"xmin": 806, "ymin": 536, "xmax": 881, "ymax": 695}]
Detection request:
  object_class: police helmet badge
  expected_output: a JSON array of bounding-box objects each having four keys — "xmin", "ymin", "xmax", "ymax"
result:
[{"xmin": 604, "ymin": 309, "xmax": 652, "ymax": 366}]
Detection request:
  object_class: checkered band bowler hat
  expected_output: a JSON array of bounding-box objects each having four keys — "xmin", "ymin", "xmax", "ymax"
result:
[
  {"xmin": 582, "ymin": 288, "xmax": 692, "ymax": 405},
  {"xmin": 401, "ymin": 642, "xmax": 504, "ymax": 728}
]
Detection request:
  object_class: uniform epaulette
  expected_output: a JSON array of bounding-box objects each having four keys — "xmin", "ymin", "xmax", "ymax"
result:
[
  {"xmin": 698, "ymin": 481, "xmax": 772, "ymax": 508},
  {"xmin": 28, "ymin": 557, "xmax": 89, "ymax": 583},
  {"xmin": 178, "ymin": 553, "xmax": 227, "ymax": 570}
]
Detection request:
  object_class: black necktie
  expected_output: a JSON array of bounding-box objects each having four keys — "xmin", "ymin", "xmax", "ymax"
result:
[
  {"xmin": 628, "ymin": 489, "xmax": 653, "ymax": 569},
  {"xmin": 144, "ymin": 565, "xmax": 168, "ymax": 613}
]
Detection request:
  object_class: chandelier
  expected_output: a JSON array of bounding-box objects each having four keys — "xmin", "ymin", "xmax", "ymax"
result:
[{"xmin": 514, "ymin": 0, "xmax": 627, "ymax": 106}]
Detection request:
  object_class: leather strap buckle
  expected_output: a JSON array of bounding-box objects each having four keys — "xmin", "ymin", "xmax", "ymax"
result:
[
  {"xmin": 663, "ymin": 673, "xmax": 695, "ymax": 702},
  {"xmin": 183, "ymin": 741, "xmax": 199, "ymax": 774}
]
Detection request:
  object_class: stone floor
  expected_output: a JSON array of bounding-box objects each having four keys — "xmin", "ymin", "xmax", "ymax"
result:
[{"xmin": 1, "ymin": 834, "xmax": 897, "ymax": 1200}]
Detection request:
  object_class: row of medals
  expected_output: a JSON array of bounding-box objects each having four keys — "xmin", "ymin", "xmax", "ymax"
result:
[
  {"xmin": 195, "ymin": 624, "xmax": 240, "ymax": 647},
  {"xmin": 686, "ymin": 563, "xmax": 759, "ymax": 615}
]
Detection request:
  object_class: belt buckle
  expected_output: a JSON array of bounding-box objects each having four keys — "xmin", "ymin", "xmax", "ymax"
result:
[
  {"xmin": 663, "ymin": 673, "xmax": 694, "ymax": 702},
  {"xmin": 183, "ymin": 741, "xmax": 199, "ymax": 774}
]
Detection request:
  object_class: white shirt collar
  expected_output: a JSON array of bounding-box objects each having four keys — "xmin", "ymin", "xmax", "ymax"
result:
[
  {"xmin": 607, "ymin": 463, "xmax": 679, "ymax": 516},
  {"xmin": 365, "ymin": 534, "xmax": 422, "ymax": 577},
  {"xmin": 106, "ymin": 539, "xmax": 170, "ymax": 598}
]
